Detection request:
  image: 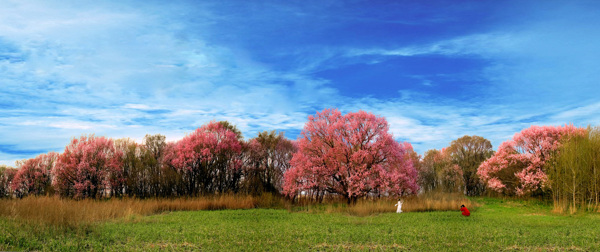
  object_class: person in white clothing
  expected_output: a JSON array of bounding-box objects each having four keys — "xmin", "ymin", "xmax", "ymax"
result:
[{"xmin": 395, "ymin": 199, "xmax": 403, "ymax": 213}]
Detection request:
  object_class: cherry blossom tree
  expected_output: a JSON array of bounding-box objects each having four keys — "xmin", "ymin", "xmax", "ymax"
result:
[
  {"xmin": 11, "ymin": 152, "xmax": 58, "ymax": 197},
  {"xmin": 166, "ymin": 121, "xmax": 243, "ymax": 195},
  {"xmin": 53, "ymin": 135, "xmax": 123, "ymax": 199},
  {"xmin": 477, "ymin": 125, "xmax": 587, "ymax": 196},
  {"xmin": 282, "ymin": 109, "xmax": 418, "ymax": 204},
  {"xmin": 0, "ymin": 165, "xmax": 18, "ymax": 198}
]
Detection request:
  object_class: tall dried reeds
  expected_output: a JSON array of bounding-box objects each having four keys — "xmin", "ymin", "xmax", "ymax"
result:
[
  {"xmin": 0, "ymin": 192, "xmax": 476, "ymax": 229},
  {"xmin": 401, "ymin": 192, "xmax": 476, "ymax": 212},
  {"xmin": 0, "ymin": 194, "xmax": 285, "ymax": 228},
  {"xmin": 297, "ymin": 192, "xmax": 477, "ymax": 216}
]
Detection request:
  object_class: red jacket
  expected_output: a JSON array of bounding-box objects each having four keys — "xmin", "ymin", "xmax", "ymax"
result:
[{"xmin": 460, "ymin": 206, "xmax": 470, "ymax": 216}]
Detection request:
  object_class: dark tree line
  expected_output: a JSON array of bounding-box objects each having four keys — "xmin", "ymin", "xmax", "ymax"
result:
[
  {"xmin": 416, "ymin": 135, "xmax": 494, "ymax": 196},
  {"xmin": 1, "ymin": 121, "xmax": 296, "ymax": 199}
]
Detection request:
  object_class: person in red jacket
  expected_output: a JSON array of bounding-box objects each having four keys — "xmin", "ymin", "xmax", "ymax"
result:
[{"xmin": 460, "ymin": 205, "xmax": 470, "ymax": 217}]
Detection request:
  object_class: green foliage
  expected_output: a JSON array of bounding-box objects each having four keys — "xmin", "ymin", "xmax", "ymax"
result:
[
  {"xmin": 547, "ymin": 126, "xmax": 600, "ymax": 213},
  {"xmin": 2, "ymin": 198, "xmax": 600, "ymax": 251},
  {"xmin": 218, "ymin": 121, "xmax": 243, "ymax": 140}
]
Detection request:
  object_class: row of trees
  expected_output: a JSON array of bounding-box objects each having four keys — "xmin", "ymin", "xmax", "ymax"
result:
[
  {"xmin": 1, "ymin": 108, "xmax": 598, "ymax": 211},
  {"xmin": 414, "ymin": 124, "xmax": 599, "ymax": 212},
  {"xmin": 547, "ymin": 127, "xmax": 600, "ymax": 213},
  {"xmin": 477, "ymin": 125, "xmax": 587, "ymax": 196},
  {"xmin": 475, "ymin": 125, "xmax": 600, "ymax": 212},
  {"xmin": 364, "ymin": 122, "xmax": 599, "ymax": 211},
  {"xmin": 0, "ymin": 121, "xmax": 296, "ymax": 199},
  {"xmin": 416, "ymin": 136, "xmax": 494, "ymax": 196},
  {"xmin": 0, "ymin": 109, "xmax": 421, "ymax": 203}
]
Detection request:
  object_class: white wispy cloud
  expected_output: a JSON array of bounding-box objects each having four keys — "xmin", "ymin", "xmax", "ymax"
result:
[
  {"xmin": 0, "ymin": 1, "xmax": 338, "ymax": 165},
  {"xmin": 550, "ymin": 102, "xmax": 600, "ymax": 125},
  {"xmin": 346, "ymin": 33, "xmax": 522, "ymax": 58},
  {"xmin": 338, "ymin": 91, "xmax": 599, "ymax": 154}
]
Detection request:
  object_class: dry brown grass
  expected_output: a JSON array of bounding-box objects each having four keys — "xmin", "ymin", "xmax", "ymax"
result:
[
  {"xmin": 322, "ymin": 199, "xmax": 396, "ymax": 216},
  {"xmin": 0, "ymin": 194, "xmax": 285, "ymax": 228},
  {"xmin": 0, "ymin": 192, "xmax": 476, "ymax": 228},
  {"xmin": 552, "ymin": 200, "xmax": 600, "ymax": 214},
  {"xmin": 299, "ymin": 192, "xmax": 477, "ymax": 216},
  {"xmin": 402, "ymin": 192, "xmax": 477, "ymax": 212}
]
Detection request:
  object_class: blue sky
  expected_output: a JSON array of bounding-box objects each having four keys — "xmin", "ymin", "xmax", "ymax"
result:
[{"xmin": 1, "ymin": 0, "xmax": 599, "ymax": 165}]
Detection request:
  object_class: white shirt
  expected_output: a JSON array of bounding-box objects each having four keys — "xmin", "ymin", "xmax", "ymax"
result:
[{"xmin": 395, "ymin": 200, "xmax": 403, "ymax": 213}]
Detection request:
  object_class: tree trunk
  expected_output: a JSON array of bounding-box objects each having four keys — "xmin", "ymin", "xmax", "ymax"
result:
[{"xmin": 347, "ymin": 195, "xmax": 358, "ymax": 205}]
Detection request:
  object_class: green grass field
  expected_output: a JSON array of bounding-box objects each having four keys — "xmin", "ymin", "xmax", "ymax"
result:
[{"xmin": 1, "ymin": 197, "xmax": 599, "ymax": 251}]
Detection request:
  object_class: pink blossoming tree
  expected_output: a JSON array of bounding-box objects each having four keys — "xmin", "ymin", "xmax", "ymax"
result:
[
  {"xmin": 53, "ymin": 135, "xmax": 123, "ymax": 199},
  {"xmin": 0, "ymin": 165, "xmax": 18, "ymax": 198},
  {"xmin": 12, "ymin": 152, "xmax": 58, "ymax": 197},
  {"xmin": 282, "ymin": 109, "xmax": 418, "ymax": 204},
  {"xmin": 477, "ymin": 125, "xmax": 587, "ymax": 196},
  {"xmin": 166, "ymin": 121, "xmax": 243, "ymax": 195}
]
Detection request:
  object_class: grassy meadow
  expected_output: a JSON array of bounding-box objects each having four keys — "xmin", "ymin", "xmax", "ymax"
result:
[{"xmin": 1, "ymin": 195, "xmax": 599, "ymax": 251}]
